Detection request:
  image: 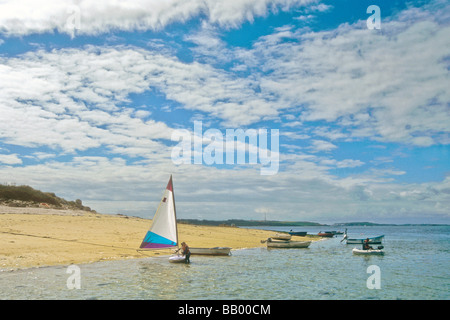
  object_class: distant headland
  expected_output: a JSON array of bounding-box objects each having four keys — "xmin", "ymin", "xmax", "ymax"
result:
[
  {"xmin": 178, "ymin": 219, "xmax": 448, "ymax": 227},
  {"xmin": 0, "ymin": 184, "xmax": 95, "ymax": 212},
  {"xmin": 178, "ymin": 219, "xmax": 325, "ymax": 227}
]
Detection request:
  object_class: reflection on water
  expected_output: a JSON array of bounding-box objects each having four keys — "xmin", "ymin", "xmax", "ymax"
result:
[
  {"xmin": 0, "ymin": 226, "xmax": 449, "ymax": 300},
  {"xmin": 136, "ymin": 258, "xmax": 193, "ymax": 299}
]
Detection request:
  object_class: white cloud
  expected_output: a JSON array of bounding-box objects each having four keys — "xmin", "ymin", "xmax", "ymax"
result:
[
  {"xmin": 0, "ymin": 153, "xmax": 22, "ymax": 165},
  {"xmin": 170, "ymin": 1, "xmax": 450, "ymax": 146},
  {"xmin": 0, "ymin": 45, "xmax": 290, "ymax": 159},
  {"xmin": 280, "ymin": 131, "xmax": 310, "ymax": 140},
  {"xmin": 320, "ymin": 158, "xmax": 364, "ymax": 168},
  {"xmin": 247, "ymin": 6, "xmax": 450, "ymax": 146},
  {"xmin": 308, "ymin": 140, "xmax": 337, "ymax": 152},
  {"xmin": 2, "ymin": 2, "xmax": 448, "ymax": 146},
  {"xmin": 0, "ymin": 0, "xmax": 318, "ymax": 36},
  {"xmin": 4, "ymin": 1, "xmax": 441, "ymax": 143},
  {"xmin": 313, "ymin": 127, "xmax": 349, "ymax": 141},
  {"xmin": 31, "ymin": 152, "xmax": 57, "ymax": 161}
]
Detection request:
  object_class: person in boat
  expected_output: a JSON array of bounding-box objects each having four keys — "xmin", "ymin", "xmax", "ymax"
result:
[
  {"xmin": 363, "ymin": 238, "xmax": 373, "ymax": 250},
  {"xmin": 180, "ymin": 242, "xmax": 191, "ymax": 264}
]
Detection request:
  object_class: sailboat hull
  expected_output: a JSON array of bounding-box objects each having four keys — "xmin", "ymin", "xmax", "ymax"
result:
[
  {"xmin": 169, "ymin": 255, "xmax": 186, "ymax": 263},
  {"xmin": 352, "ymin": 248, "xmax": 384, "ymax": 255}
]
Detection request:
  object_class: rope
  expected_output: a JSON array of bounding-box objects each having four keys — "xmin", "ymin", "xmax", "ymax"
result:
[
  {"xmin": 0, "ymin": 230, "xmax": 138, "ymax": 251},
  {"xmin": 1, "ymin": 230, "xmax": 180, "ymax": 257}
]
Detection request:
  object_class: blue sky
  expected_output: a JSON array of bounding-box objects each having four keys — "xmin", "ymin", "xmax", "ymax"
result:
[{"xmin": 0, "ymin": 0, "xmax": 449, "ymax": 224}]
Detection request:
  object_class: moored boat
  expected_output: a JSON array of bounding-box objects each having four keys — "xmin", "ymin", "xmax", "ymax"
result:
[
  {"xmin": 346, "ymin": 235, "xmax": 384, "ymax": 244},
  {"xmin": 271, "ymin": 233, "xmax": 292, "ymax": 241},
  {"xmin": 352, "ymin": 248, "xmax": 384, "ymax": 255},
  {"xmin": 318, "ymin": 232, "xmax": 334, "ymax": 237},
  {"xmin": 266, "ymin": 238, "xmax": 311, "ymax": 248},
  {"xmin": 169, "ymin": 254, "xmax": 187, "ymax": 263},
  {"xmin": 288, "ymin": 231, "xmax": 307, "ymax": 236},
  {"xmin": 189, "ymin": 247, "xmax": 232, "ymax": 256}
]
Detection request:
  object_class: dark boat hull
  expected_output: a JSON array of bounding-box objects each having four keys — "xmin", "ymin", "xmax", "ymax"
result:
[
  {"xmin": 288, "ymin": 231, "xmax": 307, "ymax": 236},
  {"xmin": 318, "ymin": 233, "xmax": 334, "ymax": 237}
]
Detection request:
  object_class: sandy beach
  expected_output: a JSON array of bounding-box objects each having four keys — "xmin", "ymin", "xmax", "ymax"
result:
[{"xmin": 0, "ymin": 206, "xmax": 312, "ymax": 270}]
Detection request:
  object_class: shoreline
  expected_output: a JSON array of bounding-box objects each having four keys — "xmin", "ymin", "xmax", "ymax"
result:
[
  {"xmin": 1, "ymin": 247, "xmax": 256, "ymax": 274},
  {"xmin": 0, "ymin": 206, "xmax": 305, "ymax": 271}
]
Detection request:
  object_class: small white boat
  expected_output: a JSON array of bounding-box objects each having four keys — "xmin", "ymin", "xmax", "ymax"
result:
[
  {"xmin": 346, "ymin": 235, "xmax": 384, "ymax": 245},
  {"xmin": 266, "ymin": 238, "xmax": 311, "ymax": 248},
  {"xmin": 271, "ymin": 233, "xmax": 292, "ymax": 241},
  {"xmin": 169, "ymin": 254, "xmax": 187, "ymax": 263},
  {"xmin": 189, "ymin": 247, "xmax": 232, "ymax": 256},
  {"xmin": 352, "ymin": 248, "xmax": 384, "ymax": 255}
]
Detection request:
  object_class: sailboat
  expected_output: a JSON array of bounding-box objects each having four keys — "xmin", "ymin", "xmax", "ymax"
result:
[{"xmin": 139, "ymin": 175, "xmax": 186, "ymax": 263}]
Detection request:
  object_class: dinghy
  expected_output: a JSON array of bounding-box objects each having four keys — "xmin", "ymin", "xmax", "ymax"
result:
[
  {"xmin": 318, "ymin": 232, "xmax": 334, "ymax": 238},
  {"xmin": 138, "ymin": 175, "xmax": 186, "ymax": 263},
  {"xmin": 189, "ymin": 247, "xmax": 232, "ymax": 256},
  {"xmin": 288, "ymin": 231, "xmax": 307, "ymax": 236},
  {"xmin": 169, "ymin": 254, "xmax": 187, "ymax": 263},
  {"xmin": 352, "ymin": 248, "xmax": 384, "ymax": 255},
  {"xmin": 346, "ymin": 235, "xmax": 384, "ymax": 245},
  {"xmin": 271, "ymin": 233, "xmax": 292, "ymax": 241},
  {"xmin": 265, "ymin": 238, "xmax": 311, "ymax": 248}
]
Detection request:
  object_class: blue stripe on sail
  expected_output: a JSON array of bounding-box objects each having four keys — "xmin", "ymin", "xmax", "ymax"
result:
[{"xmin": 143, "ymin": 231, "xmax": 177, "ymax": 246}]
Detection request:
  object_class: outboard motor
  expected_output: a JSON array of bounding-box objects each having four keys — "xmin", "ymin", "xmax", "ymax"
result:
[{"xmin": 377, "ymin": 245, "xmax": 384, "ymax": 250}]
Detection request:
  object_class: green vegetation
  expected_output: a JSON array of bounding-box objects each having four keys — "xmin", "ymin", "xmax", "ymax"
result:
[
  {"xmin": 332, "ymin": 222, "xmax": 384, "ymax": 226},
  {"xmin": 0, "ymin": 184, "xmax": 60, "ymax": 205},
  {"xmin": 0, "ymin": 184, "xmax": 92, "ymax": 211}
]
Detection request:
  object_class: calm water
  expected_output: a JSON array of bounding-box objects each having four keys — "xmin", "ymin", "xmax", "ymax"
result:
[{"xmin": 0, "ymin": 225, "xmax": 449, "ymax": 300}]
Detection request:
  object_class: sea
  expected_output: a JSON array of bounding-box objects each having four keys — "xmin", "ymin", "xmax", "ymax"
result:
[{"xmin": 0, "ymin": 225, "xmax": 448, "ymax": 300}]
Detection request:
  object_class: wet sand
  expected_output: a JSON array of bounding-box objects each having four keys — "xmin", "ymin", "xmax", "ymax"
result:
[{"xmin": 0, "ymin": 206, "xmax": 311, "ymax": 270}]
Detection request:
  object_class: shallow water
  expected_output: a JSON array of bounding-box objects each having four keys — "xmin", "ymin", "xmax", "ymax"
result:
[{"xmin": 0, "ymin": 225, "xmax": 449, "ymax": 300}]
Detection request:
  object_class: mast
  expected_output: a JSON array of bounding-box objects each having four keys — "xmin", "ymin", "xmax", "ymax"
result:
[{"xmin": 171, "ymin": 174, "xmax": 179, "ymax": 248}]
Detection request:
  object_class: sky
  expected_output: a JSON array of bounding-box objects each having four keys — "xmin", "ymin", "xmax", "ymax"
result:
[{"xmin": 0, "ymin": 0, "xmax": 449, "ymax": 224}]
